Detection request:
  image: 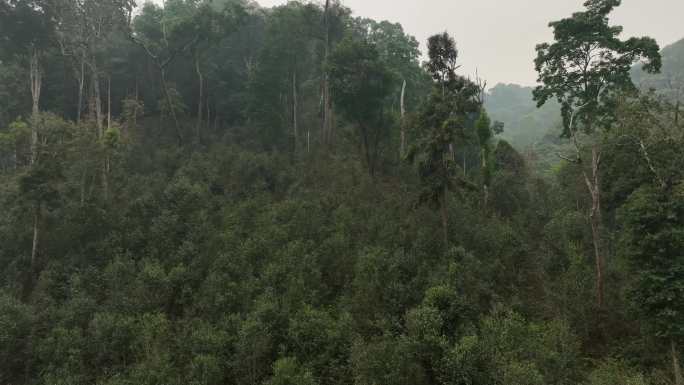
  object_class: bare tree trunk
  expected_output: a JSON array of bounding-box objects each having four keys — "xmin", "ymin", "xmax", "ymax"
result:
[
  {"xmin": 441, "ymin": 184, "xmax": 448, "ymax": 247},
  {"xmin": 90, "ymin": 65, "xmax": 109, "ymax": 202},
  {"xmin": 28, "ymin": 48, "xmax": 42, "ymax": 271},
  {"xmin": 91, "ymin": 63, "xmax": 104, "ymax": 137},
  {"xmin": 107, "ymin": 75, "xmax": 112, "ymax": 130},
  {"xmin": 132, "ymin": 78, "xmax": 139, "ymax": 137},
  {"xmin": 206, "ymin": 101, "xmax": 211, "ymax": 133},
  {"xmin": 323, "ymin": 79, "xmax": 333, "ymax": 146},
  {"xmin": 583, "ymin": 146, "xmax": 604, "ymax": 309},
  {"xmin": 565, "ymin": 107, "xmax": 605, "ymax": 309},
  {"xmin": 77, "ymin": 54, "xmax": 85, "ymax": 124},
  {"xmin": 30, "ymin": 203, "xmax": 40, "ymax": 270},
  {"xmin": 637, "ymin": 137, "xmax": 666, "ymax": 189},
  {"xmin": 29, "ymin": 47, "xmax": 42, "ymax": 165},
  {"xmin": 105, "ymin": 76, "xmax": 112, "ymax": 202},
  {"xmin": 293, "ymin": 71, "xmax": 298, "ymax": 151},
  {"xmin": 462, "ymin": 152, "xmax": 466, "ymax": 174},
  {"xmin": 322, "ymin": 0, "xmax": 333, "ymax": 146},
  {"xmin": 482, "ymin": 148, "xmax": 489, "ymax": 211},
  {"xmin": 102, "ymin": 158, "xmax": 109, "ymax": 202},
  {"xmin": 30, "ymin": 49, "xmax": 41, "ymax": 117},
  {"xmin": 673, "ymin": 340, "xmax": 684, "ymax": 385},
  {"xmin": 360, "ymin": 124, "xmax": 373, "ymax": 177},
  {"xmin": 195, "ymin": 51, "xmax": 203, "ymax": 144},
  {"xmin": 400, "ymin": 79, "xmax": 407, "ymax": 157},
  {"xmin": 160, "ymin": 68, "xmax": 183, "ymax": 146}
]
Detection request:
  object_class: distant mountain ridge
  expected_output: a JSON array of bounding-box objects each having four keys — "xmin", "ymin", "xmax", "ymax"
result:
[
  {"xmin": 486, "ymin": 37, "xmax": 684, "ymax": 151},
  {"xmin": 484, "ymin": 83, "xmax": 560, "ymax": 150},
  {"xmin": 632, "ymin": 37, "xmax": 684, "ymax": 100},
  {"xmin": 483, "ymin": 38, "xmax": 683, "ymax": 177}
]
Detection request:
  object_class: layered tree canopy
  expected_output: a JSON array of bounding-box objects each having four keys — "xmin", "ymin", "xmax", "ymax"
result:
[{"xmin": 0, "ymin": 0, "xmax": 682, "ymax": 384}]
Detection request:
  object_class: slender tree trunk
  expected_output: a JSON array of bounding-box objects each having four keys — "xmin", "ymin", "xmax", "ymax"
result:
[
  {"xmin": 91, "ymin": 67, "xmax": 108, "ymax": 202},
  {"xmin": 400, "ymin": 79, "xmax": 407, "ymax": 157},
  {"xmin": 673, "ymin": 340, "xmax": 684, "ymax": 385},
  {"xmin": 322, "ymin": 0, "xmax": 333, "ymax": 146},
  {"xmin": 583, "ymin": 146, "xmax": 604, "ymax": 309},
  {"xmin": 107, "ymin": 75, "xmax": 112, "ymax": 130},
  {"xmin": 482, "ymin": 148, "xmax": 489, "ymax": 211},
  {"xmin": 28, "ymin": 48, "xmax": 42, "ymax": 272},
  {"xmin": 441, "ymin": 184, "xmax": 448, "ymax": 246},
  {"xmin": 195, "ymin": 52, "xmax": 203, "ymax": 144},
  {"xmin": 29, "ymin": 47, "xmax": 42, "ymax": 165},
  {"xmin": 463, "ymin": 152, "xmax": 467, "ymax": 174},
  {"xmin": 293, "ymin": 71, "xmax": 298, "ymax": 152},
  {"xmin": 160, "ymin": 67, "xmax": 183, "ymax": 146},
  {"xmin": 91, "ymin": 64, "xmax": 104, "ymax": 137},
  {"xmin": 637, "ymin": 137, "xmax": 666, "ymax": 189},
  {"xmin": 567, "ymin": 109, "xmax": 605, "ymax": 309},
  {"xmin": 359, "ymin": 123, "xmax": 373, "ymax": 177},
  {"xmin": 323, "ymin": 79, "xmax": 333, "ymax": 145},
  {"xmin": 206, "ymin": 101, "xmax": 211, "ymax": 133},
  {"xmin": 77, "ymin": 54, "xmax": 85, "ymax": 124},
  {"xmin": 102, "ymin": 158, "xmax": 109, "ymax": 202},
  {"xmin": 30, "ymin": 49, "xmax": 41, "ymax": 117},
  {"xmin": 30, "ymin": 203, "xmax": 40, "ymax": 271},
  {"xmin": 132, "ymin": 79, "xmax": 139, "ymax": 137}
]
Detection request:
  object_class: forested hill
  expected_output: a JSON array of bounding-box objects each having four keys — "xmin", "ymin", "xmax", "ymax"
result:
[
  {"xmin": 632, "ymin": 37, "xmax": 684, "ymax": 99},
  {"xmin": 1, "ymin": 0, "xmax": 684, "ymax": 384},
  {"xmin": 485, "ymin": 37, "xmax": 684, "ymax": 176},
  {"xmin": 484, "ymin": 83, "xmax": 561, "ymax": 149}
]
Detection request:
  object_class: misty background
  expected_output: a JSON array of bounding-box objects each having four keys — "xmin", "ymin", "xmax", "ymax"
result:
[{"xmin": 205, "ymin": 0, "xmax": 683, "ymax": 87}]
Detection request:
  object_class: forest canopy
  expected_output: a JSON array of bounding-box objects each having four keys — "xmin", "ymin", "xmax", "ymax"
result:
[{"xmin": 0, "ymin": 0, "xmax": 683, "ymax": 384}]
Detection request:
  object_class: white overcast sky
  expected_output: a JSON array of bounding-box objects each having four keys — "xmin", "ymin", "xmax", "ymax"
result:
[{"xmin": 152, "ymin": 0, "xmax": 684, "ymax": 87}]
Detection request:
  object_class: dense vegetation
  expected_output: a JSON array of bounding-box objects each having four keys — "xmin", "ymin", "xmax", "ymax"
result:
[{"xmin": 0, "ymin": 0, "xmax": 683, "ymax": 384}]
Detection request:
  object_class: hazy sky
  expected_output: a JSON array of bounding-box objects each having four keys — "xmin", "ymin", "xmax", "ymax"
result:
[{"xmin": 251, "ymin": 0, "xmax": 684, "ymax": 87}]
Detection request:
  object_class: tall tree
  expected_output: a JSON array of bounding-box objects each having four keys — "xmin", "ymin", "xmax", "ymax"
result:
[
  {"xmin": 168, "ymin": 0, "xmax": 242, "ymax": 144},
  {"xmin": 329, "ymin": 36, "xmax": 395, "ymax": 177},
  {"xmin": 351, "ymin": 18, "xmax": 424, "ymax": 157},
  {"xmin": 320, "ymin": 0, "xmax": 348, "ymax": 147},
  {"xmin": 248, "ymin": 1, "xmax": 321, "ymax": 152},
  {"xmin": 408, "ymin": 32, "xmax": 480, "ymax": 246},
  {"xmin": 2, "ymin": 0, "xmax": 54, "ymax": 159},
  {"xmin": 533, "ymin": 0, "xmax": 661, "ymax": 309},
  {"xmin": 475, "ymin": 109, "xmax": 495, "ymax": 211},
  {"xmin": 54, "ymin": 0, "xmax": 135, "ymax": 135},
  {"xmin": 132, "ymin": 1, "xmax": 198, "ymax": 145},
  {"xmin": 322, "ymin": 0, "xmax": 333, "ymax": 146},
  {"xmin": 1, "ymin": 0, "xmax": 56, "ymax": 273}
]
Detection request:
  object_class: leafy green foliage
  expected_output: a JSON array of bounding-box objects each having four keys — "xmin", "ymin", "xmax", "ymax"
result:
[
  {"xmin": 620, "ymin": 184, "xmax": 684, "ymax": 340},
  {"xmin": 0, "ymin": 0, "xmax": 683, "ymax": 384},
  {"xmin": 329, "ymin": 36, "xmax": 396, "ymax": 175},
  {"xmin": 534, "ymin": 0, "xmax": 662, "ymax": 135}
]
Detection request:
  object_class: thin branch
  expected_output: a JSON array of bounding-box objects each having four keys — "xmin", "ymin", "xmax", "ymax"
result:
[{"xmin": 557, "ymin": 153, "xmax": 580, "ymax": 163}]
